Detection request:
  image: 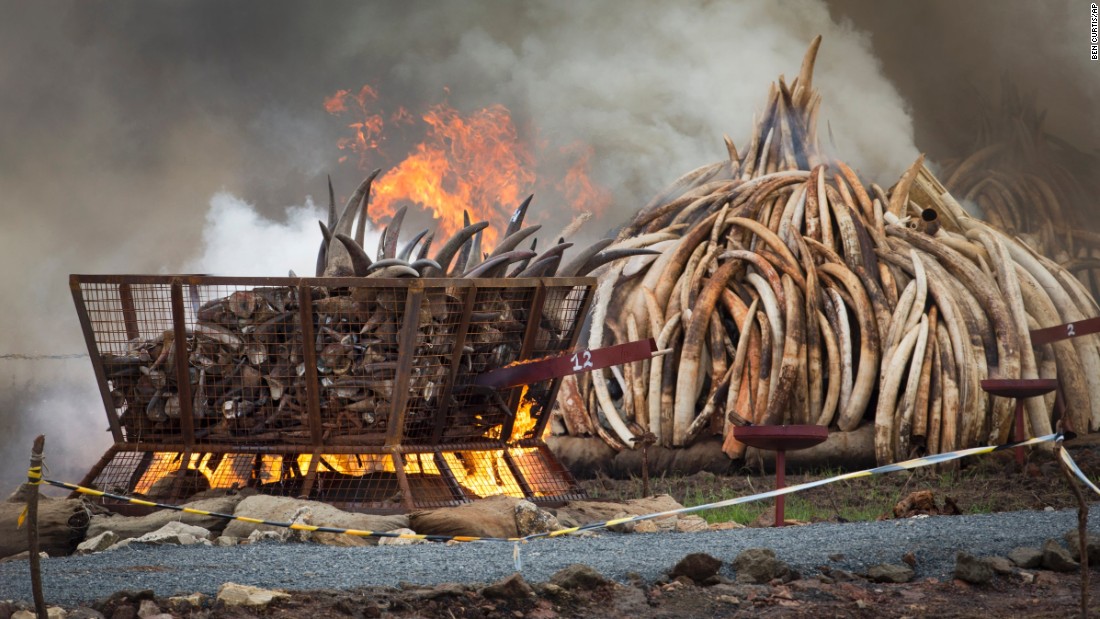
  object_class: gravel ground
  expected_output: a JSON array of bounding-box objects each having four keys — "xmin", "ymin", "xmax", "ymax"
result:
[{"xmin": 1, "ymin": 507, "xmax": 1097, "ymax": 607}]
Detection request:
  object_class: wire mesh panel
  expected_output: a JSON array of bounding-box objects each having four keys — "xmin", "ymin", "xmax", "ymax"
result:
[
  {"xmin": 71, "ymin": 274, "xmax": 593, "ymax": 512},
  {"xmin": 314, "ymin": 285, "xmax": 407, "ymax": 446},
  {"xmin": 419, "ymin": 285, "xmax": 537, "ymax": 445},
  {"xmin": 520, "ymin": 283, "xmax": 593, "ymax": 441},
  {"xmin": 84, "ymin": 446, "xmax": 580, "ymax": 512},
  {"xmin": 75, "ymin": 279, "xmax": 311, "ymax": 446},
  {"xmin": 507, "ymin": 444, "xmax": 586, "ymax": 500}
]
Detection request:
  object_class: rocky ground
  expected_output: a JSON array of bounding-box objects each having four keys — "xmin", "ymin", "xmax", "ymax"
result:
[
  {"xmin": 0, "ymin": 440, "xmax": 1098, "ymax": 618},
  {"xmin": 1, "ymin": 553, "xmax": 1098, "ymax": 618}
]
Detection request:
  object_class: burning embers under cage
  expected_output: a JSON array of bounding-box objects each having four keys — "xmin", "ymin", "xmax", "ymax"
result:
[{"xmin": 71, "ymin": 275, "xmax": 592, "ymax": 513}]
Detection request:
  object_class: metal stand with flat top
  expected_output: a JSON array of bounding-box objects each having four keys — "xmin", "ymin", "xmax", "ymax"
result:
[
  {"xmin": 733, "ymin": 425, "xmax": 829, "ymax": 527},
  {"xmin": 980, "ymin": 379, "xmax": 1058, "ymax": 466}
]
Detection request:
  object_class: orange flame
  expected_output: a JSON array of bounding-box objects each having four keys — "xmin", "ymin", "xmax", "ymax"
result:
[
  {"xmin": 133, "ymin": 391, "xmax": 550, "ymax": 500},
  {"xmin": 327, "ymin": 86, "xmax": 386, "ymax": 166},
  {"xmin": 370, "ymin": 103, "xmax": 535, "ymax": 248},
  {"xmin": 558, "ymin": 142, "xmax": 612, "ymax": 218},
  {"xmin": 325, "ymin": 84, "xmax": 609, "ymax": 250}
]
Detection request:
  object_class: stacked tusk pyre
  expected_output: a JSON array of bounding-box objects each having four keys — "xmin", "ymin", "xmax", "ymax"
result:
[
  {"xmin": 561, "ymin": 36, "xmax": 1100, "ymax": 466},
  {"xmin": 73, "ymin": 171, "xmax": 658, "ymax": 512}
]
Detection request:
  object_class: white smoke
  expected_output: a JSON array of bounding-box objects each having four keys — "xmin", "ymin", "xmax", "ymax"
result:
[
  {"xmin": 0, "ymin": 364, "xmax": 107, "ymax": 497},
  {"xmin": 184, "ymin": 192, "xmax": 350, "ymax": 277},
  {"xmin": 393, "ymin": 0, "xmax": 919, "ymax": 210}
]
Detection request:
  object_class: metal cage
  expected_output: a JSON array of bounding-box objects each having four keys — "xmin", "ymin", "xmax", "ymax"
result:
[{"xmin": 70, "ymin": 274, "xmax": 594, "ymax": 513}]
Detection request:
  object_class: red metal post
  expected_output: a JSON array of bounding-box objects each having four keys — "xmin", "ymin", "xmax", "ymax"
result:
[
  {"xmin": 1014, "ymin": 400, "xmax": 1027, "ymax": 466},
  {"xmin": 774, "ymin": 449, "xmax": 786, "ymax": 528}
]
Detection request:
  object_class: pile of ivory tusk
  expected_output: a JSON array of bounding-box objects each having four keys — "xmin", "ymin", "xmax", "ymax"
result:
[{"xmin": 559, "ymin": 36, "xmax": 1100, "ymax": 465}]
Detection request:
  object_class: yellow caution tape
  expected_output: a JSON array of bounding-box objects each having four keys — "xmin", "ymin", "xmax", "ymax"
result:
[
  {"xmin": 34, "ymin": 432, "xmax": 1092, "ymax": 546},
  {"xmin": 39, "ymin": 478, "xmax": 520, "ymax": 543}
]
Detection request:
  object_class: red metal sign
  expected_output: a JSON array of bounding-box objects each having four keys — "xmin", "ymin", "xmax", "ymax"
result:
[
  {"xmin": 1030, "ymin": 316, "xmax": 1100, "ymax": 345},
  {"xmin": 473, "ymin": 338, "xmax": 658, "ymax": 389}
]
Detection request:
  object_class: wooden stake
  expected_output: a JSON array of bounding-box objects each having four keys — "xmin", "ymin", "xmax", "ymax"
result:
[
  {"xmin": 636, "ymin": 431, "xmax": 657, "ymax": 498},
  {"xmin": 1056, "ymin": 438, "xmax": 1089, "ymax": 619},
  {"xmin": 27, "ymin": 434, "xmax": 47, "ymax": 619}
]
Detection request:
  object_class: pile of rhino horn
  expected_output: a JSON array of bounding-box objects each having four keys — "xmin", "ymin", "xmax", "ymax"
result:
[
  {"xmin": 316, "ymin": 169, "xmax": 657, "ymax": 279},
  {"xmin": 561, "ymin": 35, "xmax": 1100, "ymax": 466}
]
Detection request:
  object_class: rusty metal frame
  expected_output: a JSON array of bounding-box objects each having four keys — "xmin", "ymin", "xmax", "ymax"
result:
[
  {"xmin": 297, "ymin": 285, "xmax": 324, "ymax": 445},
  {"xmin": 69, "ymin": 277, "xmax": 125, "ymax": 443},
  {"xmin": 386, "ymin": 285, "xmax": 425, "ymax": 446},
  {"xmin": 532, "ymin": 283, "xmax": 597, "ymax": 440},
  {"xmin": 70, "ymin": 274, "xmax": 595, "ymax": 513},
  {"xmin": 430, "ymin": 286, "xmax": 479, "ymax": 444},
  {"xmin": 498, "ymin": 282, "xmax": 547, "ymax": 443},
  {"xmin": 170, "ymin": 281, "xmax": 195, "ymax": 445},
  {"xmin": 118, "ymin": 283, "xmax": 140, "ymax": 341},
  {"xmin": 433, "ymin": 452, "xmax": 469, "ymax": 504}
]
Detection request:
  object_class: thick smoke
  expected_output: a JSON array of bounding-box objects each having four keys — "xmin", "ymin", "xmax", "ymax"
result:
[
  {"xmin": 827, "ymin": 0, "xmax": 1100, "ymax": 161},
  {"xmin": 180, "ymin": 194, "xmax": 370, "ymax": 278},
  {"xmin": 0, "ymin": 0, "xmax": 1088, "ymax": 491}
]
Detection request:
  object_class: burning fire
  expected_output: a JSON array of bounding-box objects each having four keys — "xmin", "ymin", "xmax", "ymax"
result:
[
  {"xmin": 325, "ymin": 84, "xmax": 611, "ymax": 248},
  {"xmin": 133, "ymin": 390, "xmax": 551, "ymax": 499}
]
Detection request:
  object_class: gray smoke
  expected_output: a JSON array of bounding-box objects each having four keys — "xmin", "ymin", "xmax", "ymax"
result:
[
  {"xmin": 828, "ymin": 0, "xmax": 1100, "ymax": 160},
  {"xmin": 0, "ymin": 0, "xmax": 1090, "ymax": 492}
]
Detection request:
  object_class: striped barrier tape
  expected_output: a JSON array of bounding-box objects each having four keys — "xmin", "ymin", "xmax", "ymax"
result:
[
  {"xmin": 1057, "ymin": 436, "xmax": 1100, "ymax": 496},
  {"xmin": 519, "ymin": 432, "xmax": 1072, "ymax": 540},
  {"xmin": 40, "ymin": 479, "xmax": 514, "ymax": 544},
  {"xmin": 17, "ymin": 463, "xmax": 44, "ymax": 528},
  {"xmin": 29, "ymin": 432, "xmax": 1098, "ymax": 557}
]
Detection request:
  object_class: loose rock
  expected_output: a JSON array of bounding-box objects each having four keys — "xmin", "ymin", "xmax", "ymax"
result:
[
  {"xmin": 137, "ymin": 598, "xmax": 171, "ymax": 619},
  {"xmin": 224, "ymin": 495, "xmax": 407, "ymax": 544},
  {"xmin": 128, "ymin": 521, "xmax": 212, "ymax": 546},
  {"xmin": 1008, "ymin": 546, "xmax": 1043, "ymax": 568},
  {"xmin": 65, "ymin": 608, "xmax": 105, "ymax": 619},
  {"xmin": 668, "ymin": 552, "xmax": 723, "ymax": 585},
  {"xmin": 378, "ymin": 528, "xmax": 428, "ymax": 546},
  {"xmin": 1041, "ymin": 539, "xmax": 1078, "ymax": 572},
  {"xmin": 76, "ymin": 531, "xmax": 119, "ymax": 555},
  {"xmin": 86, "ymin": 494, "xmax": 244, "ymax": 540},
  {"xmin": 732, "ymin": 548, "xmax": 794, "ymax": 584},
  {"xmin": 675, "ymin": 516, "xmax": 710, "ymax": 533},
  {"xmin": 514, "ymin": 500, "xmax": 562, "ymax": 536},
  {"xmin": 867, "ymin": 563, "xmax": 915, "ymax": 584},
  {"xmin": 982, "ymin": 556, "xmax": 1016, "ymax": 575},
  {"xmin": 481, "ymin": 573, "xmax": 535, "ymax": 600},
  {"xmin": 954, "ymin": 552, "xmax": 993, "ymax": 585},
  {"xmin": 166, "ymin": 593, "xmax": 206, "ymax": 611},
  {"xmin": 215, "ymin": 582, "xmax": 290, "ymax": 608},
  {"xmin": 1063, "ymin": 529, "xmax": 1100, "ymax": 564},
  {"xmin": 549, "ymin": 564, "xmax": 612, "ymax": 591},
  {"xmin": 287, "ymin": 506, "xmax": 313, "ymax": 543}
]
